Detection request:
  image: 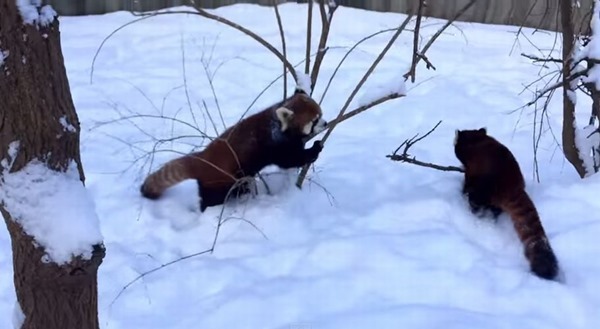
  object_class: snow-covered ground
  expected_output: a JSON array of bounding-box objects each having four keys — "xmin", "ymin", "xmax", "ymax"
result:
[{"xmin": 2, "ymin": 3, "xmax": 600, "ymax": 328}]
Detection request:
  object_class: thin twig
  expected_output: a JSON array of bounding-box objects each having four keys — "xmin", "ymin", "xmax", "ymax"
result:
[
  {"xmin": 179, "ymin": 33, "xmax": 201, "ymax": 132},
  {"xmin": 525, "ymin": 68, "xmax": 588, "ymax": 107},
  {"xmin": 111, "ymin": 7, "xmax": 298, "ymax": 83},
  {"xmin": 318, "ymin": 26, "xmax": 406, "ymax": 105},
  {"xmin": 109, "ymin": 176, "xmax": 266, "ymax": 307},
  {"xmin": 521, "ymin": 53, "xmax": 563, "ymax": 64},
  {"xmin": 200, "ymin": 49, "xmax": 227, "ymax": 130}
]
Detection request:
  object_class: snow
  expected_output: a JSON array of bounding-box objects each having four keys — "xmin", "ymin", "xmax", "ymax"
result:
[
  {"xmin": 0, "ymin": 50, "xmax": 8, "ymax": 67},
  {"xmin": 39, "ymin": 5, "xmax": 57, "ymax": 26},
  {"xmin": 59, "ymin": 116, "xmax": 77, "ymax": 133},
  {"xmin": 575, "ymin": 123, "xmax": 598, "ymax": 176},
  {"xmin": 1, "ymin": 3, "xmax": 600, "ymax": 328},
  {"xmin": 0, "ymin": 141, "xmax": 20, "ymax": 170},
  {"xmin": 295, "ymin": 71, "xmax": 312, "ymax": 95},
  {"xmin": 0, "ymin": 159, "xmax": 103, "ymax": 265},
  {"xmin": 15, "ymin": 0, "xmax": 56, "ymax": 27},
  {"xmin": 358, "ymin": 72, "xmax": 406, "ymax": 107},
  {"xmin": 579, "ymin": 0, "xmax": 600, "ymax": 89},
  {"xmin": 571, "ymin": 0, "xmax": 600, "ymax": 175},
  {"xmin": 12, "ymin": 301, "xmax": 23, "ymax": 329}
]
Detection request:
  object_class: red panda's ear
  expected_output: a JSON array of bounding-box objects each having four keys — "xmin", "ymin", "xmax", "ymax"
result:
[
  {"xmin": 276, "ymin": 107, "xmax": 294, "ymax": 131},
  {"xmin": 478, "ymin": 127, "xmax": 487, "ymax": 134}
]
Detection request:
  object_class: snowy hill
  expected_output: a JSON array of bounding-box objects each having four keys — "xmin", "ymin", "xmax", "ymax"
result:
[{"xmin": 1, "ymin": 3, "xmax": 600, "ymax": 328}]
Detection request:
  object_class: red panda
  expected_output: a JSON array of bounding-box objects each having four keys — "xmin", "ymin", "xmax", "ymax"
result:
[
  {"xmin": 140, "ymin": 89, "xmax": 328, "ymax": 212},
  {"xmin": 454, "ymin": 128, "xmax": 560, "ymax": 281}
]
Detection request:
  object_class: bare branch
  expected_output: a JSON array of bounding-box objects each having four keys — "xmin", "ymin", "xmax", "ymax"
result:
[
  {"xmin": 296, "ymin": 14, "xmax": 414, "ymax": 188},
  {"xmin": 321, "ymin": 14, "xmax": 412, "ymax": 139},
  {"xmin": 406, "ymin": 0, "xmax": 426, "ymax": 83},
  {"xmin": 521, "ymin": 53, "xmax": 563, "ymax": 64},
  {"xmin": 310, "ymin": 0, "xmax": 338, "ymax": 93},
  {"xmin": 307, "ymin": 92, "xmax": 405, "ymax": 141},
  {"xmin": 403, "ymin": 0, "xmax": 478, "ymax": 80},
  {"xmin": 524, "ymin": 68, "xmax": 588, "ymax": 107},
  {"xmin": 273, "ymin": 1, "xmax": 288, "ymax": 99},
  {"xmin": 305, "ymin": 0, "xmax": 313, "ymax": 76},
  {"xmin": 386, "ymin": 120, "xmax": 464, "ymax": 173},
  {"xmin": 388, "ymin": 154, "xmax": 464, "ymax": 172}
]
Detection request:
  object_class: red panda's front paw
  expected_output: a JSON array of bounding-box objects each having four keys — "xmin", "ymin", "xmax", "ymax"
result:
[
  {"xmin": 306, "ymin": 140, "xmax": 323, "ymax": 163},
  {"xmin": 311, "ymin": 140, "xmax": 323, "ymax": 152}
]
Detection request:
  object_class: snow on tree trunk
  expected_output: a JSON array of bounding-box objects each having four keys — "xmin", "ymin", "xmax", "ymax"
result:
[
  {"xmin": 577, "ymin": 0, "xmax": 600, "ymax": 173},
  {"xmin": 561, "ymin": 0, "xmax": 589, "ymax": 178},
  {"xmin": 0, "ymin": 1, "xmax": 105, "ymax": 328}
]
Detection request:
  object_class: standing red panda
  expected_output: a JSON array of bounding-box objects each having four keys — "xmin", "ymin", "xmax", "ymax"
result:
[
  {"xmin": 140, "ymin": 89, "xmax": 328, "ymax": 212},
  {"xmin": 454, "ymin": 128, "xmax": 560, "ymax": 280}
]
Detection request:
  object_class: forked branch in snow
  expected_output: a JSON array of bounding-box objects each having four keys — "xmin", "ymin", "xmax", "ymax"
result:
[{"xmin": 386, "ymin": 121, "xmax": 464, "ymax": 173}]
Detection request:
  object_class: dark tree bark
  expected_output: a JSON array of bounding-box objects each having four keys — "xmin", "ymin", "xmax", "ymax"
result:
[
  {"xmin": 0, "ymin": 1, "xmax": 105, "ymax": 329},
  {"xmin": 560, "ymin": 0, "xmax": 588, "ymax": 178}
]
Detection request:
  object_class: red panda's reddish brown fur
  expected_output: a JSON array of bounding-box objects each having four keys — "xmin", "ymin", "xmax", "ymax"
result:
[
  {"xmin": 140, "ymin": 89, "xmax": 327, "ymax": 212},
  {"xmin": 454, "ymin": 128, "xmax": 560, "ymax": 281}
]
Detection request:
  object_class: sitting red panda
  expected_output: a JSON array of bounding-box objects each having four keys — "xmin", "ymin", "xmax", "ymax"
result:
[
  {"xmin": 140, "ymin": 89, "xmax": 328, "ymax": 212},
  {"xmin": 454, "ymin": 128, "xmax": 560, "ymax": 281}
]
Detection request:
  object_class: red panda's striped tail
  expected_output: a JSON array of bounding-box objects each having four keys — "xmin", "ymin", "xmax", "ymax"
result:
[
  {"xmin": 500, "ymin": 189, "xmax": 559, "ymax": 280},
  {"xmin": 140, "ymin": 158, "xmax": 192, "ymax": 199}
]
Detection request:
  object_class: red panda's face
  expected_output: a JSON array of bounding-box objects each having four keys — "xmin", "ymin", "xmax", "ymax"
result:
[{"xmin": 276, "ymin": 93, "xmax": 328, "ymax": 138}]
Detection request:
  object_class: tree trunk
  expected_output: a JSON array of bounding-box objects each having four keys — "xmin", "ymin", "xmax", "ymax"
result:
[
  {"xmin": 0, "ymin": 1, "xmax": 105, "ymax": 329},
  {"xmin": 560, "ymin": 0, "xmax": 588, "ymax": 178}
]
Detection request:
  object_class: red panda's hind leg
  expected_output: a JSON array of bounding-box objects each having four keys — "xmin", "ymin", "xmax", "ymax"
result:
[
  {"xmin": 463, "ymin": 175, "xmax": 502, "ymax": 219},
  {"xmin": 229, "ymin": 178, "xmax": 256, "ymax": 198},
  {"xmin": 197, "ymin": 181, "xmax": 235, "ymax": 212}
]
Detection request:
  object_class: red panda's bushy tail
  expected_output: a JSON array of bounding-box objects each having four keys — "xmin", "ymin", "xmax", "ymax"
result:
[
  {"xmin": 140, "ymin": 157, "xmax": 192, "ymax": 199},
  {"xmin": 500, "ymin": 189, "xmax": 559, "ymax": 280}
]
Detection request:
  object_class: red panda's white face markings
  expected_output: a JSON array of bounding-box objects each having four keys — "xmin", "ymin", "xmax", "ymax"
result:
[{"xmin": 302, "ymin": 114, "xmax": 327, "ymax": 136}]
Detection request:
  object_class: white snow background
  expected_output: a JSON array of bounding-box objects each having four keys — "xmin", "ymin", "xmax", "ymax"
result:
[{"xmin": 2, "ymin": 3, "xmax": 600, "ymax": 328}]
